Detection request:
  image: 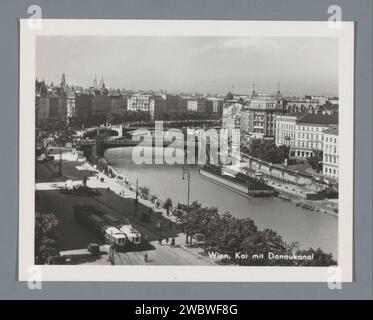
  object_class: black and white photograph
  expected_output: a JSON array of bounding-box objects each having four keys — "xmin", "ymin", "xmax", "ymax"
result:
[{"xmin": 19, "ymin": 19, "xmax": 354, "ymax": 282}]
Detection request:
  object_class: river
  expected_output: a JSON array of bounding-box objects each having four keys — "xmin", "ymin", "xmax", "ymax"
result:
[{"xmin": 105, "ymin": 147, "xmax": 338, "ymax": 258}]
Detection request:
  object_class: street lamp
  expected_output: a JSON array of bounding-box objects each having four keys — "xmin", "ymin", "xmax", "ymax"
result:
[{"xmin": 182, "ymin": 165, "xmax": 190, "ymax": 244}]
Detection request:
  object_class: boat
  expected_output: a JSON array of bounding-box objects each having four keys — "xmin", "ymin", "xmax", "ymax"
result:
[{"xmin": 199, "ymin": 165, "xmax": 276, "ymax": 197}]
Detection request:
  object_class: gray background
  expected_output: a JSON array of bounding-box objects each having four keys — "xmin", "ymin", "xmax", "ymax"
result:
[{"xmin": 0, "ymin": 0, "xmax": 371, "ymax": 299}]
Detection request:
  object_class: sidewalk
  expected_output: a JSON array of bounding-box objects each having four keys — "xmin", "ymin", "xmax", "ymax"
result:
[{"xmin": 80, "ymin": 162, "xmax": 218, "ymax": 265}]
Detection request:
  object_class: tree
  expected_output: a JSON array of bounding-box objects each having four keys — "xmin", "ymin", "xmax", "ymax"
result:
[
  {"xmin": 244, "ymin": 139, "xmax": 289, "ymax": 164},
  {"xmin": 139, "ymin": 186, "xmax": 150, "ymax": 198},
  {"xmin": 225, "ymin": 91, "xmax": 234, "ymax": 101},
  {"xmin": 173, "ymin": 202, "xmax": 336, "ymax": 266},
  {"xmin": 307, "ymin": 150, "xmax": 323, "ymax": 172},
  {"xmin": 295, "ymin": 248, "xmax": 337, "ymax": 266},
  {"xmin": 35, "ymin": 211, "xmax": 59, "ymax": 264},
  {"xmin": 163, "ymin": 198, "xmax": 173, "ymax": 216}
]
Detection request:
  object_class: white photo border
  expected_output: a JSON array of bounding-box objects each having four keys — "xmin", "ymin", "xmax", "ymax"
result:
[{"xmin": 19, "ymin": 19, "xmax": 354, "ymax": 282}]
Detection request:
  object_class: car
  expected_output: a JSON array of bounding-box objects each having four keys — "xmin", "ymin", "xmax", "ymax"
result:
[{"xmin": 88, "ymin": 243, "xmax": 100, "ymax": 254}]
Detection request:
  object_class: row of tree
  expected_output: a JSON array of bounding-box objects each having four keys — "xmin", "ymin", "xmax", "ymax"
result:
[
  {"xmin": 173, "ymin": 201, "xmax": 336, "ymax": 266},
  {"xmin": 35, "ymin": 211, "xmax": 59, "ymax": 264},
  {"xmin": 155, "ymin": 111, "xmax": 220, "ymax": 121},
  {"xmin": 107, "ymin": 110, "xmax": 151, "ymax": 124}
]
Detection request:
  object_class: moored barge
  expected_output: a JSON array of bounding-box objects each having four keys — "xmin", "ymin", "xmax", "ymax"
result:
[{"xmin": 199, "ymin": 164, "xmax": 276, "ymax": 197}]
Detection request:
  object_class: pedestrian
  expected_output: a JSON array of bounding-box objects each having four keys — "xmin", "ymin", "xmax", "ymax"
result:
[
  {"xmin": 158, "ymin": 238, "xmax": 162, "ymax": 246},
  {"xmin": 144, "ymin": 253, "xmax": 148, "ymax": 262},
  {"xmin": 165, "ymin": 237, "xmax": 169, "ymax": 245},
  {"xmin": 171, "ymin": 238, "xmax": 175, "ymax": 247}
]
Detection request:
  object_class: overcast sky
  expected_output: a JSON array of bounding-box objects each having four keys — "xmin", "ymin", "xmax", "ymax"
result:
[{"xmin": 36, "ymin": 36, "xmax": 338, "ymax": 96}]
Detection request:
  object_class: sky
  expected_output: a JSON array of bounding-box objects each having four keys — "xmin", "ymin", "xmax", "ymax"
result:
[{"xmin": 36, "ymin": 36, "xmax": 338, "ymax": 97}]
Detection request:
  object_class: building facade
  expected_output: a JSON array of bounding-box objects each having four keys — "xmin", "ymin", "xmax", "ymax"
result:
[
  {"xmin": 285, "ymin": 98, "xmax": 323, "ymax": 113},
  {"xmin": 275, "ymin": 114, "xmax": 298, "ymax": 156},
  {"xmin": 36, "ymin": 97, "xmax": 49, "ymax": 121},
  {"xmin": 186, "ymin": 98, "xmax": 207, "ymax": 112},
  {"xmin": 75, "ymin": 93, "xmax": 93, "ymax": 119},
  {"xmin": 149, "ymin": 95, "xmax": 166, "ymax": 119},
  {"xmin": 322, "ymin": 126, "xmax": 339, "ymax": 181},
  {"xmin": 222, "ymin": 103, "xmax": 243, "ymax": 130},
  {"xmin": 244, "ymin": 90, "xmax": 284, "ymax": 138},
  {"xmin": 127, "ymin": 94, "xmax": 152, "ymax": 112},
  {"xmin": 92, "ymin": 94, "xmax": 111, "ymax": 116},
  {"xmin": 207, "ymin": 97, "xmax": 224, "ymax": 115},
  {"xmin": 292, "ymin": 113, "xmax": 338, "ymax": 159}
]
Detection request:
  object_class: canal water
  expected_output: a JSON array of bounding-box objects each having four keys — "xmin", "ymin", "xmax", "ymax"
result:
[{"xmin": 105, "ymin": 147, "xmax": 338, "ymax": 258}]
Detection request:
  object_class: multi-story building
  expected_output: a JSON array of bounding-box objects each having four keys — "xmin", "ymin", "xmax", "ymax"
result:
[
  {"xmin": 127, "ymin": 93, "xmax": 166, "ymax": 119},
  {"xmin": 92, "ymin": 93, "xmax": 111, "ymax": 117},
  {"xmin": 127, "ymin": 93, "xmax": 152, "ymax": 112},
  {"xmin": 75, "ymin": 93, "xmax": 93, "ymax": 119},
  {"xmin": 186, "ymin": 98, "xmax": 207, "ymax": 112},
  {"xmin": 207, "ymin": 97, "xmax": 224, "ymax": 115},
  {"xmin": 292, "ymin": 113, "xmax": 338, "ymax": 158},
  {"xmin": 110, "ymin": 95, "xmax": 127, "ymax": 114},
  {"xmin": 36, "ymin": 97, "xmax": 49, "ymax": 121},
  {"xmin": 48, "ymin": 95, "xmax": 60, "ymax": 119},
  {"xmin": 149, "ymin": 95, "xmax": 166, "ymax": 119},
  {"xmin": 157, "ymin": 94, "xmax": 188, "ymax": 114},
  {"xmin": 322, "ymin": 126, "xmax": 339, "ymax": 181},
  {"xmin": 222, "ymin": 103, "xmax": 243, "ymax": 130},
  {"xmin": 284, "ymin": 96, "xmax": 325, "ymax": 114},
  {"xmin": 274, "ymin": 114, "xmax": 299, "ymax": 156},
  {"xmin": 244, "ymin": 90, "xmax": 284, "ymax": 138}
]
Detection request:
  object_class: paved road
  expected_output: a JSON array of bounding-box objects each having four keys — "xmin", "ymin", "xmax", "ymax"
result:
[{"xmin": 36, "ymin": 161, "xmax": 217, "ymax": 266}]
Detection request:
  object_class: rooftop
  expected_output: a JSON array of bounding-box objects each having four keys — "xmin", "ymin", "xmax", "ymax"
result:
[
  {"xmin": 323, "ymin": 126, "xmax": 339, "ymax": 135},
  {"xmin": 297, "ymin": 113, "xmax": 338, "ymax": 126}
]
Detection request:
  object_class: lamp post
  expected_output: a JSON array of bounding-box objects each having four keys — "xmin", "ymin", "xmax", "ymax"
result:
[{"xmin": 182, "ymin": 165, "xmax": 190, "ymax": 244}]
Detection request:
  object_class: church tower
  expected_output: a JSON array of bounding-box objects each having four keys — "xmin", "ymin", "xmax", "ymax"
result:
[
  {"xmin": 60, "ymin": 73, "xmax": 66, "ymax": 88},
  {"xmin": 93, "ymin": 73, "xmax": 98, "ymax": 89},
  {"xmin": 99, "ymin": 73, "xmax": 105, "ymax": 88}
]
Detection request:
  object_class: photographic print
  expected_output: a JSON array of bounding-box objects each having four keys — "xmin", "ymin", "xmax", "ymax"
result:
[{"xmin": 19, "ymin": 20, "xmax": 354, "ymax": 282}]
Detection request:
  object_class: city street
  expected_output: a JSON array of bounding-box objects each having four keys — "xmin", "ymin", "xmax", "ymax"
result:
[{"xmin": 36, "ymin": 160, "xmax": 217, "ymax": 266}]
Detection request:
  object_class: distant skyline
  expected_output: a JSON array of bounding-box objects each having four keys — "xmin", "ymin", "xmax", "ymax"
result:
[{"xmin": 36, "ymin": 36, "xmax": 338, "ymax": 97}]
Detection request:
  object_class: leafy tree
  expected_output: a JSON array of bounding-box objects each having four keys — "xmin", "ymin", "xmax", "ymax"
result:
[
  {"xmin": 139, "ymin": 186, "xmax": 150, "ymax": 198},
  {"xmin": 173, "ymin": 201, "xmax": 336, "ymax": 266},
  {"xmin": 307, "ymin": 150, "xmax": 323, "ymax": 172},
  {"xmin": 236, "ymin": 229, "xmax": 293, "ymax": 266},
  {"xmin": 294, "ymin": 248, "xmax": 337, "ymax": 266},
  {"xmin": 35, "ymin": 211, "xmax": 59, "ymax": 264},
  {"xmin": 163, "ymin": 198, "xmax": 173, "ymax": 216},
  {"xmin": 244, "ymin": 139, "xmax": 289, "ymax": 164}
]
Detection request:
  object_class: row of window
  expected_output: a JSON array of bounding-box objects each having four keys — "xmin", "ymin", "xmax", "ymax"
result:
[
  {"xmin": 324, "ymin": 167, "xmax": 338, "ymax": 175},
  {"xmin": 324, "ymin": 144, "xmax": 337, "ymax": 154},
  {"xmin": 324, "ymin": 154, "xmax": 338, "ymax": 164},
  {"xmin": 277, "ymin": 123, "xmax": 324, "ymax": 132},
  {"xmin": 325, "ymin": 136, "xmax": 337, "ymax": 143}
]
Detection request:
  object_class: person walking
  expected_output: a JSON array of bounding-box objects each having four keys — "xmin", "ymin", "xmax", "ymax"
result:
[{"xmin": 158, "ymin": 238, "xmax": 162, "ymax": 246}]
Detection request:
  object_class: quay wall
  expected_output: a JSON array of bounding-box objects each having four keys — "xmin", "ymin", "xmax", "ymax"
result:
[
  {"xmin": 241, "ymin": 153, "xmax": 326, "ymax": 190},
  {"xmin": 199, "ymin": 169, "xmax": 248, "ymax": 194}
]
